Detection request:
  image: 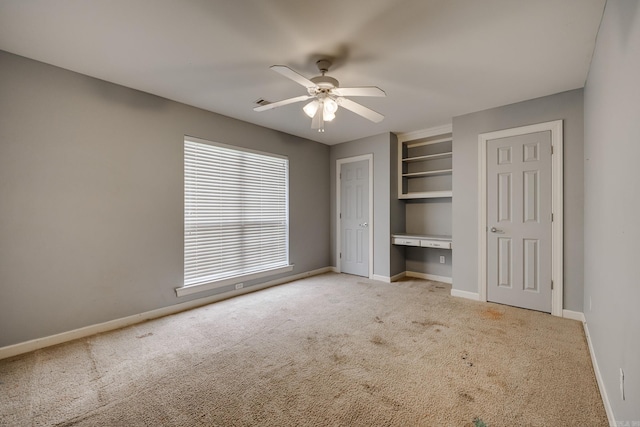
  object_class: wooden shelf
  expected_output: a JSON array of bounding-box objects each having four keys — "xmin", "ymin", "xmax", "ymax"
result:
[
  {"xmin": 398, "ymin": 190, "xmax": 452, "ymax": 199},
  {"xmin": 406, "ymin": 137, "xmax": 452, "ymax": 148},
  {"xmin": 402, "ymin": 168, "xmax": 452, "ymax": 178},
  {"xmin": 403, "ymin": 152, "xmax": 452, "ymax": 163}
]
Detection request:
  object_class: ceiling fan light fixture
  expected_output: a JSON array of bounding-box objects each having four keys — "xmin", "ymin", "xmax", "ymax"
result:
[
  {"xmin": 303, "ymin": 100, "xmax": 319, "ymax": 118},
  {"xmin": 321, "ymin": 97, "xmax": 337, "ymax": 122},
  {"xmin": 324, "ymin": 97, "xmax": 338, "ymax": 114},
  {"xmin": 323, "ymin": 111, "xmax": 336, "ymax": 122}
]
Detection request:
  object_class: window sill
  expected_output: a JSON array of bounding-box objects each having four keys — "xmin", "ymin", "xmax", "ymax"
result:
[{"xmin": 175, "ymin": 265, "xmax": 294, "ymax": 297}]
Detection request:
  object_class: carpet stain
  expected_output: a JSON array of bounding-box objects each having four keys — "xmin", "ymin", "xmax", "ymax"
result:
[
  {"xmin": 136, "ymin": 332, "xmax": 153, "ymax": 339},
  {"xmin": 412, "ymin": 320, "xmax": 447, "ymax": 328},
  {"xmin": 332, "ymin": 353, "xmax": 347, "ymax": 364},
  {"xmin": 462, "ymin": 352, "xmax": 474, "ymax": 367},
  {"xmin": 458, "ymin": 391, "xmax": 475, "ymax": 402},
  {"xmin": 481, "ymin": 308, "xmax": 504, "ymax": 320},
  {"xmin": 381, "ymin": 395, "xmax": 403, "ymax": 411},
  {"xmin": 374, "ymin": 316, "xmax": 384, "ymax": 324},
  {"xmin": 362, "ymin": 383, "xmax": 378, "ymax": 395},
  {"xmin": 370, "ymin": 335, "xmax": 386, "ymax": 346}
]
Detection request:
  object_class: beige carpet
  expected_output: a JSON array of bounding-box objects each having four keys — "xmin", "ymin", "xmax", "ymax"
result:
[{"xmin": 0, "ymin": 273, "xmax": 607, "ymax": 426}]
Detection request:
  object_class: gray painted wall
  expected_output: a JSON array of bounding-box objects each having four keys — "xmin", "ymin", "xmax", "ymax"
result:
[
  {"xmin": 329, "ymin": 133, "xmax": 401, "ymax": 279},
  {"xmin": 405, "ymin": 199, "xmax": 453, "ymax": 277},
  {"xmin": 583, "ymin": 0, "xmax": 640, "ymax": 421},
  {"xmin": 451, "ymin": 89, "xmax": 585, "ymax": 312},
  {"xmin": 0, "ymin": 51, "xmax": 330, "ymax": 347}
]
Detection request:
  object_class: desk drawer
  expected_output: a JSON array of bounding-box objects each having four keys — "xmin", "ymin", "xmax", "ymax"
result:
[
  {"xmin": 420, "ymin": 240, "xmax": 452, "ymax": 249},
  {"xmin": 392, "ymin": 237, "xmax": 421, "ymax": 246}
]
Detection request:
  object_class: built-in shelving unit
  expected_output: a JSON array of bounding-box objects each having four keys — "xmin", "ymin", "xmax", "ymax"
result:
[
  {"xmin": 394, "ymin": 124, "xmax": 454, "ymax": 283},
  {"xmin": 397, "ymin": 125, "xmax": 453, "ymax": 199}
]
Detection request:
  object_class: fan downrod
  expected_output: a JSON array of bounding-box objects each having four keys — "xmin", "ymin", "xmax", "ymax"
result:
[{"xmin": 311, "ymin": 59, "xmax": 338, "ymax": 90}]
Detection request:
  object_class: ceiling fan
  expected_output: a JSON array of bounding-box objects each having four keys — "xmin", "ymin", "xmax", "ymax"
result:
[{"xmin": 254, "ymin": 59, "xmax": 386, "ymax": 132}]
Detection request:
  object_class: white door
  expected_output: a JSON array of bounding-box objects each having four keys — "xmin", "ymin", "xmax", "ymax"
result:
[
  {"xmin": 487, "ymin": 131, "xmax": 552, "ymax": 312},
  {"xmin": 340, "ymin": 159, "xmax": 369, "ymax": 277}
]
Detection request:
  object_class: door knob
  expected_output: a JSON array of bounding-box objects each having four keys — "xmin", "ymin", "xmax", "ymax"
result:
[
  {"xmin": 490, "ymin": 227, "xmax": 504, "ymax": 233},
  {"xmin": 359, "ymin": 222, "xmax": 368, "ymax": 228}
]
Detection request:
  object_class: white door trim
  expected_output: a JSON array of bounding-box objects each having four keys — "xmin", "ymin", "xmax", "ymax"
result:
[
  {"xmin": 478, "ymin": 120, "xmax": 563, "ymax": 316},
  {"xmin": 336, "ymin": 154, "xmax": 374, "ymax": 279}
]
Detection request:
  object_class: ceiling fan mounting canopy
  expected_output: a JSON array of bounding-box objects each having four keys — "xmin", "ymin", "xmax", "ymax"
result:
[
  {"xmin": 315, "ymin": 59, "xmax": 332, "ymax": 74},
  {"xmin": 253, "ymin": 58, "xmax": 386, "ymax": 132}
]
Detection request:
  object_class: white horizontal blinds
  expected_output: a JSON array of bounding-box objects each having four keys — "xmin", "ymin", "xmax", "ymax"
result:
[{"xmin": 184, "ymin": 138, "xmax": 289, "ymax": 287}]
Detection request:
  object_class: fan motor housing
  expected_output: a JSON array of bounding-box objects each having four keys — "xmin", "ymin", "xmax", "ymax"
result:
[{"xmin": 311, "ymin": 75, "xmax": 339, "ymax": 90}]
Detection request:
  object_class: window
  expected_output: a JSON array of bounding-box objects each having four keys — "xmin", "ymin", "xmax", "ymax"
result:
[{"xmin": 179, "ymin": 136, "xmax": 291, "ymax": 296}]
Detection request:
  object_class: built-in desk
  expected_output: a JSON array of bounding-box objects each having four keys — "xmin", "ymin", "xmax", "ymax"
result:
[{"xmin": 392, "ymin": 233, "xmax": 452, "ymax": 249}]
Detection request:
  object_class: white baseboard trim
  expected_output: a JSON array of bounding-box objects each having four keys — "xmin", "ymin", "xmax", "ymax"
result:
[
  {"xmin": 450, "ymin": 289, "xmax": 481, "ymax": 301},
  {"xmin": 0, "ymin": 266, "xmax": 334, "ymax": 361},
  {"xmin": 372, "ymin": 274, "xmax": 391, "ymax": 283},
  {"xmin": 390, "ymin": 272, "xmax": 406, "ymax": 282},
  {"xmin": 562, "ymin": 309, "xmax": 585, "ymax": 322},
  {"xmin": 405, "ymin": 271, "xmax": 453, "ymax": 284},
  {"xmin": 583, "ymin": 321, "xmax": 616, "ymax": 426},
  {"xmin": 329, "ymin": 266, "xmax": 339, "ymax": 273}
]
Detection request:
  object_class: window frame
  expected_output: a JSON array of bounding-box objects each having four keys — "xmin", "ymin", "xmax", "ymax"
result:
[{"xmin": 176, "ymin": 136, "xmax": 292, "ymax": 297}]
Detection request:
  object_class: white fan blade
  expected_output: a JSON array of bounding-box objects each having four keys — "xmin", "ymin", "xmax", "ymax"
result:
[
  {"xmin": 253, "ymin": 95, "xmax": 313, "ymax": 112},
  {"xmin": 333, "ymin": 87, "xmax": 386, "ymax": 97},
  {"xmin": 270, "ymin": 65, "xmax": 317, "ymax": 89},
  {"xmin": 338, "ymin": 98, "xmax": 385, "ymax": 123}
]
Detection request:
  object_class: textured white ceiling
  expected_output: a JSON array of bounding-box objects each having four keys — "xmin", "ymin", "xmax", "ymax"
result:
[{"xmin": 0, "ymin": 0, "xmax": 605, "ymax": 145}]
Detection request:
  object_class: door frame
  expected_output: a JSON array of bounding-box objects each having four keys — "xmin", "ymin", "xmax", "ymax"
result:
[
  {"xmin": 478, "ymin": 120, "xmax": 564, "ymax": 316},
  {"xmin": 336, "ymin": 154, "xmax": 374, "ymax": 279}
]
